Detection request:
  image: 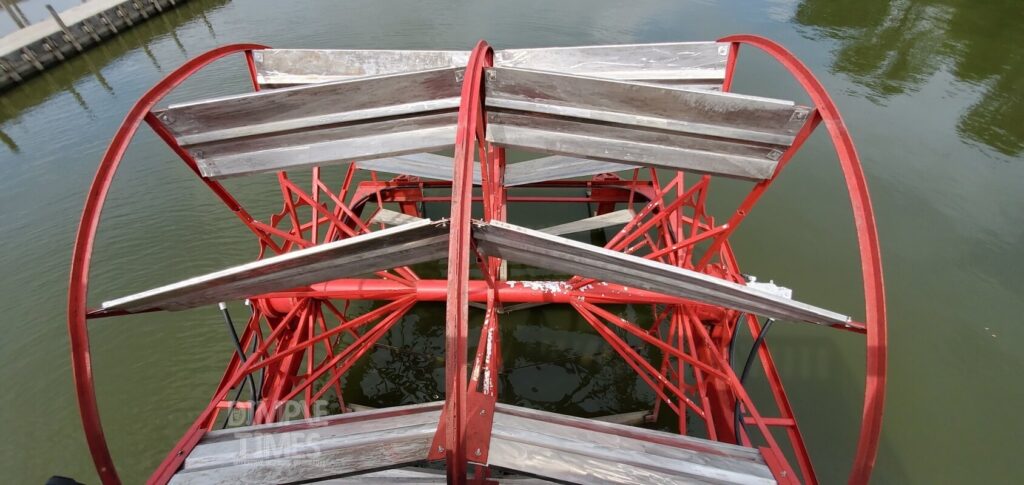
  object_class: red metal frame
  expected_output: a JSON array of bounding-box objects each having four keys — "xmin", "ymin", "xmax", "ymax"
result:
[{"xmin": 67, "ymin": 36, "xmax": 885, "ymax": 485}]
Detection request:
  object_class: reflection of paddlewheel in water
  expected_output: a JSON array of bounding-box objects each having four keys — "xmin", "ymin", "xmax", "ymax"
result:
[{"xmin": 68, "ymin": 37, "xmax": 886, "ymax": 484}]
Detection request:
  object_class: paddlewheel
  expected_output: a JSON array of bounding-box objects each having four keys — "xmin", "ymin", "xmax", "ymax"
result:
[{"xmin": 69, "ymin": 38, "xmax": 886, "ymax": 485}]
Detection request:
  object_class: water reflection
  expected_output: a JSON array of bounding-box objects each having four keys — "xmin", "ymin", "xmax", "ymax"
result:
[
  {"xmin": 344, "ymin": 302, "xmax": 656, "ymax": 418},
  {"xmin": 794, "ymin": 0, "xmax": 1023, "ymax": 156},
  {"xmin": 0, "ymin": 125, "xmax": 17, "ymax": 152}
]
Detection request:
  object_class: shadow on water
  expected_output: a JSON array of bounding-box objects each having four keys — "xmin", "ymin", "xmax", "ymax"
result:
[
  {"xmin": 0, "ymin": 0, "xmax": 227, "ymax": 127},
  {"xmin": 347, "ymin": 302, "xmax": 656, "ymax": 413},
  {"xmin": 747, "ymin": 331, "xmax": 911, "ymax": 483},
  {"xmin": 793, "ymin": 0, "xmax": 1023, "ymax": 156}
]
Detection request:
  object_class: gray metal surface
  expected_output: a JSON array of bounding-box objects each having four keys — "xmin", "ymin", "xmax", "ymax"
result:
[
  {"xmin": 171, "ymin": 402, "xmax": 443, "ymax": 485},
  {"xmin": 494, "ymin": 404, "xmax": 763, "ymax": 463},
  {"xmin": 313, "ymin": 468, "xmax": 448, "ymax": 484},
  {"xmin": 485, "ymin": 67, "xmax": 814, "ymax": 181},
  {"xmin": 537, "ymin": 209, "xmax": 635, "ymax": 236},
  {"xmin": 487, "ymin": 403, "xmax": 773, "ymax": 484},
  {"xmin": 473, "ymin": 220, "xmax": 850, "ymax": 326},
  {"xmin": 356, "ymin": 153, "xmax": 624, "ymax": 186},
  {"xmin": 495, "ymin": 42, "xmax": 728, "ymax": 90},
  {"xmin": 316, "ymin": 468, "xmax": 557, "ymax": 484},
  {"xmin": 356, "ymin": 153, "xmax": 481, "ymax": 184},
  {"xmin": 252, "ymin": 43, "xmax": 727, "ymax": 90},
  {"xmin": 253, "ymin": 49, "xmax": 470, "ymax": 87},
  {"xmin": 591, "ymin": 410, "xmax": 651, "ymax": 426},
  {"xmin": 152, "ymin": 46, "xmax": 810, "ymax": 181},
  {"xmin": 503, "ymin": 156, "xmax": 634, "ymax": 186},
  {"xmin": 371, "ymin": 208, "xmax": 428, "ymax": 227},
  {"xmin": 368, "ymin": 209, "xmax": 633, "ymax": 238},
  {"xmin": 101, "ymin": 220, "xmax": 449, "ymax": 312},
  {"xmin": 172, "ymin": 400, "xmax": 772, "ymax": 484},
  {"xmin": 153, "ymin": 67, "xmax": 464, "ymax": 178}
]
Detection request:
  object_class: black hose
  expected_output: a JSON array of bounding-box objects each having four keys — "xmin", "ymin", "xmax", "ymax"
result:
[
  {"xmin": 247, "ymin": 300, "xmax": 264, "ymax": 403},
  {"xmin": 728, "ymin": 313, "xmax": 743, "ymax": 367},
  {"xmin": 223, "ymin": 378, "xmax": 247, "ymax": 429},
  {"xmin": 733, "ymin": 317, "xmax": 775, "ymax": 444},
  {"xmin": 220, "ymin": 302, "xmax": 259, "ymax": 428}
]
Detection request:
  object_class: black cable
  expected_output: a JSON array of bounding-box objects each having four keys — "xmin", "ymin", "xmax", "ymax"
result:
[
  {"xmin": 223, "ymin": 378, "xmax": 247, "ymax": 429},
  {"xmin": 220, "ymin": 302, "xmax": 259, "ymax": 428},
  {"xmin": 247, "ymin": 300, "xmax": 264, "ymax": 404},
  {"xmin": 728, "ymin": 313, "xmax": 743, "ymax": 367},
  {"xmin": 733, "ymin": 317, "xmax": 775, "ymax": 444}
]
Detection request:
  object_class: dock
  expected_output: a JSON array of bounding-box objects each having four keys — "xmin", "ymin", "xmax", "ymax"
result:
[{"xmin": 0, "ymin": 0, "xmax": 187, "ymax": 91}]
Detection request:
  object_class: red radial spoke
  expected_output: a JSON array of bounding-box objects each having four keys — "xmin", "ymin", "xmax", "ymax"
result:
[
  {"xmin": 573, "ymin": 301, "xmax": 697, "ymax": 417},
  {"xmin": 245, "ymin": 297, "xmax": 417, "ymax": 379},
  {"xmin": 311, "ymin": 303, "xmax": 346, "ymax": 410},
  {"xmin": 576, "ymin": 300, "xmax": 727, "ymax": 380},
  {"xmin": 302, "ymin": 304, "xmax": 414, "ymax": 404},
  {"xmin": 680, "ymin": 310, "xmax": 719, "ymax": 440}
]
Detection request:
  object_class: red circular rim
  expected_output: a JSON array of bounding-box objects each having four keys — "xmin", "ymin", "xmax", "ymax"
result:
[
  {"xmin": 67, "ymin": 43, "xmax": 268, "ymax": 485},
  {"xmin": 718, "ymin": 34, "xmax": 888, "ymax": 484}
]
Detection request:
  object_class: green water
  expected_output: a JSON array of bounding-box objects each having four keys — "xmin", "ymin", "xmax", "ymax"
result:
[{"xmin": 0, "ymin": 0, "xmax": 1021, "ymax": 483}]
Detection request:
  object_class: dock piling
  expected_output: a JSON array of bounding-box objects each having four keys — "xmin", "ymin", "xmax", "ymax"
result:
[{"xmin": 46, "ymin": 5, "xmax": 85, "ymax": 52}]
